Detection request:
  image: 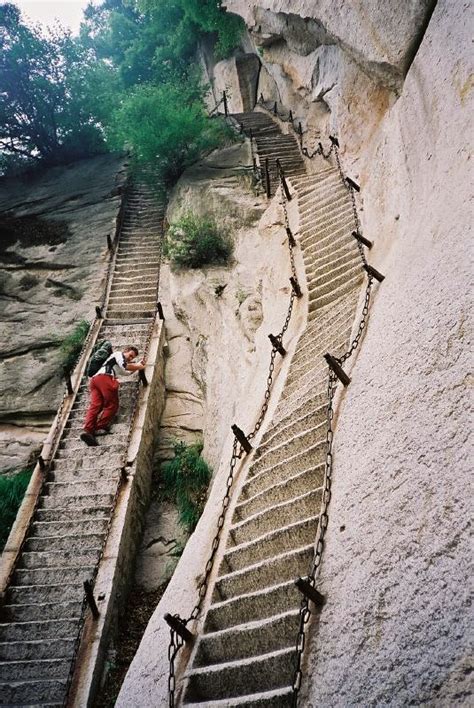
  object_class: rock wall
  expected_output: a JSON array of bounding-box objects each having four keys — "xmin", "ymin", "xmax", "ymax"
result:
[
  {"xmin": 0, "ymin": 154, "xmax": 126, "ymax": 470},
  {"xmin": 219, "ymin": 0, "xmax": 472, "ymax": 704}
]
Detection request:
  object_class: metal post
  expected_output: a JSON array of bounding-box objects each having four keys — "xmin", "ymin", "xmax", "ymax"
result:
[
  {"xmin": 259, "ymin": 92, "xmax": 264, "ymax": 104},
  {"xmin": 138, "ymin": 369, "xmax": 148, "ymax": 387},
  {"xmin": 164, "ymin": 613, "xmax": 194, "ymax": 643},
  {"xmin": 223, "ymin": 91, "xmax": 228, "ymax": 117},
  {"xmin": 286, "ymin": 227, "xmax": 296, "ymax": 248},
  {"xmin": 289, "ymin": 110, "xmax": 293, "ymax": 123},
  {"xmin": 352, "ymin": 231, "xmax": 373, "ymax": 249},
  {"xmin": 84, "ymin": 580, "xmax": 100, "ymax": 619},
  {"xmin": 268, "ymin": 334, "xmax": 286, "ymax": 356},
  {"xmin": 324, "ymin": 353, "xmax": 351, "ymax": 386},
  {"xmin": 295, "ymin": 578, "xmax": 325, "ymax": 608},
  {"xmin": 290, "ymin": 276, "xmax": 303, "ymax": 298},
  {"xmin": 277, "ymin": 159, "xmax": 292, "ymax": 201},
  {"xmin": 157, "ymin": 302, "xmax": 165, "ymax": 320},
  {"xmin": 298, "ymin": 121, "xmax": 303, "ymax": 148},
  {"xmin": 38, "ymin": 455, "xmax": 46, "ymax": 472},
  {"xmin": 231, "ymin": 424, "xmax": 252, "ymax": 454},
  {"xmin": 346, "ymin": 177, "xmax": 360, "ymax": 192},
  {"xmin": 273, "ymin": 101, "xmax": 277, "ymax": 115},
  {"xmin": 106, "ymin": 234, "xmax": 113, "ymax": 251},
  {"xmin": 95, "ymin": 306, "xmax": 103, "ymax": 319},
  {"xmin": 64, "ymin": 367, "xmax": 73, "ymax": 396},
  {"xmin": 364, "ymin": 264, "xmax": 385, "ymax": 282},
  {"xmin": 265, "ymin": 158, "xmax": 271, "ymax": 198}
]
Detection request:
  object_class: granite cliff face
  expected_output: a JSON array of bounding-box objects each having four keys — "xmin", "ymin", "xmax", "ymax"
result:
[
  {"xmin": 117, "ymin": 1, "xmax": 472, "ymax": 705},
  {"xmin": 0, "ymin": 154, "xmax": 126, "ymax": 470}
]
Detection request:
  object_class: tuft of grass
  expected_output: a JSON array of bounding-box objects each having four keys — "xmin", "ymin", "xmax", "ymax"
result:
[
  {"xmin": 59, "ymin": 319, "xmax": 90, "ymax": 372},
  {"xmin": 0, "ymin": 468, "xmax": 33, "ymax": 551},
  {"xmin": 166, "ymin": 212, "xmax": 233, "ymax": 270},
  {"xmin": 161, "ymin": 441, "xmax": 211, "ymax": 533}
]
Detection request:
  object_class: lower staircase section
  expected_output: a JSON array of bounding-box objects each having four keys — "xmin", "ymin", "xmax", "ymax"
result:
[
  {"xmin": 181, "ymin": 165, "xmax": 364, "ymax": 706},
  {"xmin": 0, "ymin": 180, "xmax": 164, "ymax": 706}
]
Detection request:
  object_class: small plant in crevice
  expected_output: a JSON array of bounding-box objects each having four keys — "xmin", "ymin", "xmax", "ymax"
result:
[
  {"xmin": 0, "ymin": 467, "xmax": 33, "ymax": 551},
  {"xmin": 161, "ymin": 441, "xmax": 211, "ymax": 533},
  {"xmin": 166, "ymin": 212, "xmax": 233, "ymax": 269},
  {"xmin": 59, "ymin": 319, "xmax": 90, "ymax": 372}
]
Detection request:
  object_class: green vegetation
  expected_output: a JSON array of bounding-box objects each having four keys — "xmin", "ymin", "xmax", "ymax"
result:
[
  {"xmin": 167, "ymin": 212, "xmax": 233, "ymax": 269},
  {"xmin": 161, "ymin": 441, "xmax": 211, "ymax": 533},
  {"xmin": 59, "ymin": 319, "xmax": 90, "ymax": 372},
  {"xmin": 1, "ymin": 0, "xmax": 245, "ymax": 178},
  {"xmin": 0, "ymin": 467, "xmax": 33, "ymax": 551}
]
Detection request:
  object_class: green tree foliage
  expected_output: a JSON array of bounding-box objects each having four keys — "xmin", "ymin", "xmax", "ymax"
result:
[
  {"xmin": 167, "ymin": 211, "xmax": 233, "ymax": 268},
  {"xmin": 161, "ymin": 441, "xmax": 211, "ymax": 533},
  {"xmin": 0, "ymin": 467, "xmax": 33, "ymax": 551},
  {"xmin": 109, "ymin": 80, "xmax": 233, "ymax": 184},
  {"xmin": 0, "ymin": 3, "xmax": 110, "ymax": 167},
  {"xmin": 59, "ymin": 319, "xmax": 90, "ymax": 372}
]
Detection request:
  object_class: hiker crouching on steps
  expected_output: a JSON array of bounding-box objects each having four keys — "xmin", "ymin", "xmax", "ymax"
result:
[{"xmin": 80, "ymin": 346, "xmax": 146, "ymax": 447}]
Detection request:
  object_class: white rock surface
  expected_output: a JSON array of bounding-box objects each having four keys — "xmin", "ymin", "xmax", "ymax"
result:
[
  {"xmin": 300, "ymin": 1, "xmax": 473, "ymax": 704},
  {"xmin": 0, "ymin": 154, "xmax": 126, "ymax": 470}
]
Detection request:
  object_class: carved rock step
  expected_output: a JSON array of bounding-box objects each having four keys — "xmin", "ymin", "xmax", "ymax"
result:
[
  {"xmin": 298, "ymin": 181, "xmax": 347, "ymax": 214},
  {"xmin": 1, "ymin": 600, "xmax": 82, "ymax": 624},
  {"xmin": 304, "ymin": 239, "xmax": 359, "ymax": 280},
  {"xmin": 0, "ymin": 636, "xmax": 75, "ymax": 663},
  {"xmin": 214, "ymin": 545, "xmax": 313, "ymax": 603},
  {"xmin": 194, "ymin": 610, "xmax": 300, "ymax": 667},
  {"xmin": 204, "ymin": 580, "xmax": 300, "ymax": 633},
  {"xmin": 300, "ymin": 205, "xmax": 354, "ymax": 243},
  {"xmin": 6, "ymin": 582, "xmax": 86, "ymax": 606},
  {"xmin": 0, "ymin": 617, "xmax": 79, "ymax": 643},
  {"xmin": 301, "ymin": 221, "xmax": 355, "ymax": 257},
  {"xmin": 13, "ymin": 564, "xmax": 96, "ymax": 587},
  {"xmin": 231, "ymin": 489, "xmax": 322, "ymax": 546},
  {"xmin": 24, "ymin": 532, "xmax": 104, "ymax": 554},
  {"xmin": 183, "ymin": 647, "xmax": 296, "ymax": 702},
  {"xmin": 19, "ymin": 548, "xmax": 100, "ymax": 571},
  {"xmin": 258, "ymin": 396, "xmax": 326, "ymax": 450},
  {"xmin": 38, "ymin": 491, "xmax": 114, "ymax": 510},
  {"xmin": 35, "ymin": 505, "xmax": 112, "ymax": 524},
  {"xmin": 182, "ymin": 685, "xmax": 293, "ymax": 707},
  {"xmin": 0, "ymin": 657, "xmax": 70, "ymax": 682},
  {"xmin": 29, "ymin": 518, "xmax": 109, "ymax": 538},
  {"xmin": 274, "ymin": 371, "xmax": 328, "ymax": 422},
  {"xmin": 299, "ymin": 193, "xmax": 352, "ymax": 228},
  {"xmin": 0, "ymin": 677, "xmax": 68, "ymax": 704},
  {"xmin": 251, "ymin": 422, "xmax": 326, "ymax": 470},
  {"xmin": 248, "ymin": 438, "xmax": 325, "ymax": 483},
  {"xmin": 224, "ymin": 516, "xmax": 318, "ymax": 572},
  {"xmin": 236, "ymin": 466, "xmax": 324, "ymax": 517},
  {"xmin": 308, "ymin": 268, "xmax": 364, "ymax": 313}
]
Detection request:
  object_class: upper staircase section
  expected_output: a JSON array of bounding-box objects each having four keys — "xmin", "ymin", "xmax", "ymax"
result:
[{"xmin": 232, "ymin": 111, "xmax": 305, "ymax": 195}]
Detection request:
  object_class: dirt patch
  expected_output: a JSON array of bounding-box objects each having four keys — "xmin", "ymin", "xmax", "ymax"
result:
[
  {"xmin": 0, "ymin": 215, "xmax": 70, "ymax": 253},
  {"xmin": 93, "ymin": 582, "xmax": 169, "ymax": 708}
]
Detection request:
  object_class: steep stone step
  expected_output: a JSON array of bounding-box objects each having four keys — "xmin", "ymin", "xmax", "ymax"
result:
[
  {"xmin": 0, "ymin": 637, "xmax": 75, "ymax": 662},
  {"xmin": 35, "ymin": 506, "xmax": 112, "ymax": 523},
  {"xmin": 1, "ymin": 601, "xmax": 82, "ymax": 624},
  {"xmin": 248, "ymin": 439, "xmax": 326, "ymax": 484},
  {"xmin": 13, "ymin": 565, "xmax": 96, "ymax": 587},
  {"xmin": 251, "ymin": 424, "xmax": 325, "ymax": 470},
  {"xmin": 182, "ymin": 686, "xmax": 293, "ymax": 707},
  {"xmin": 29, "ymin": 518, "xmax": 109, "ymax": 538},
  {"xmin": 194, "ymin": 610, "xmax": 300, "ymax": 666},
  {"xmin": 308, "ymin": 268, "xmax": 364, "ymax": 313},
  {"xmin": 0, "ymin": 658, "xmax": 70, "ymax": 682},
  {"xmin": 39, "ymin": 492, "xmax": 114, "ymax": 509},
  {"xmin": 44, "ymin": 479, "xmax": 119, "ymax": 498},
  {"xmin": 237, "ymin": 466, "xmax": 324, "ymax": 516},
  {"xmin": 0, "ymin": 618, "xmax": 79, "ymax": 642},
  {"xmin": 259, "ymin": 396, "xmax": 326, "ymax": 449},
  {"xmin": 0, "ymin": 677, "xmax": 68, "ymax": 704},
  {"xmin": 7, "ymin": 582, "xmax": 86, "ymax": 606},
  {"xmin": 204, "ymin": 580, "xmax": 300, "ymax": 633},
  {"xmin": 19, "ymin": 549, "xmax": 100, "ymax": 569},
  {"xmin": 184, "ymin": 647, "xmax": 296, "ymax": 702},
  {"xmin": 24, "ymin": 532, "xmax": 105, "ymax": 553},
  {"xmin": 231, "ymin": 489, "xmax": 322, "ymax": 545},
  {"xmin": 224, "ymin": 517, "xmax": 318, "ymax": 572}
]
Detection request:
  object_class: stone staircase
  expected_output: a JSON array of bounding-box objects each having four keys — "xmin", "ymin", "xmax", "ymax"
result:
[
  {"xmin": 180, "ymin": 118, "xmax": 365, "ymax": 705},
  {"xmin": 232, "ymin": 111, "xmax": 305, "ymax": 194},
  {"xmin": 0, "ymin": 183, "xmax": 164, "ymax": 706}
]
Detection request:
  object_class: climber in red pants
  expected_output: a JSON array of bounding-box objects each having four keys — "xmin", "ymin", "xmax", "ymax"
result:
[{"xmin": 80, "ymin": 345, "xmax": 146, "ymax": 446}]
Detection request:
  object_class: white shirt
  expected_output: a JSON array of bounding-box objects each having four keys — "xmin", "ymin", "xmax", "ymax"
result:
[{"xmin": 94, "ymin": 351, "xmax": 132, "ymax": 378}]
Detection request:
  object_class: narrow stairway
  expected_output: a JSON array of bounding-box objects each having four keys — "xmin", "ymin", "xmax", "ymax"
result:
[
  {"xmin": 0, "ymin": 183, "xmax": 164, "ymax": 707},
  {"xmin": 181, "ymin": 117, "xmax": 365, "ymax": 706}
]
